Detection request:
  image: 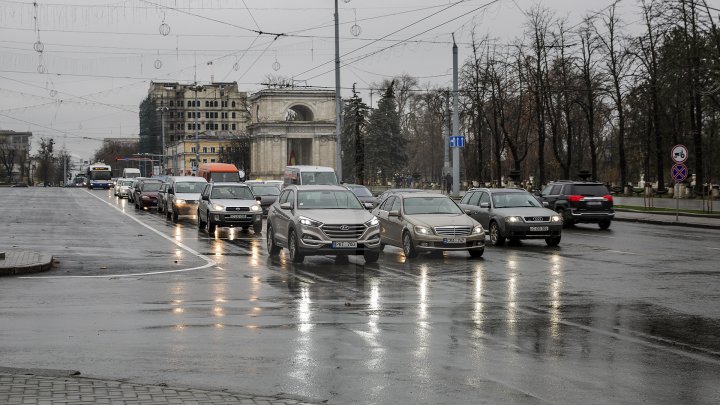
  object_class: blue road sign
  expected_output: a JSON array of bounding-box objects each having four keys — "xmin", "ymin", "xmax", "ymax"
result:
[
  {"xmin": 671, "ymin": 163, "xmax": 688, "ymax": 183},
  {"xmin": 449, "ymin": 135, "xmax": 465, "ymax": 148}
]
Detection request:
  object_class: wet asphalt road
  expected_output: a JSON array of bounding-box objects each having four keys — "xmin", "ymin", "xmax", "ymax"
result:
[{"xmin": 1, "ymin": 187, "xmax": 719, "ymax": 404}]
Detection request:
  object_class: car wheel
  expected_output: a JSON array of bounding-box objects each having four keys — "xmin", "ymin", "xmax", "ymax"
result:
[
  {"xmin": 253, "ymin": 223, "xmax": 262, "ymax": 234},
  {"xmin": 207, "ymin": 213, "xmax": 216, "ymax": 234},
  {"xmin": 288, "ymin": 230, "xmax": 305, "ymax": 263},
  {"xmin": 266, "ymin": 225, "xmax": 280, "ymax": 256},
  {"xmin": 558, "ymin": 208, "xmax": 573, "ymax": 227},
  {"xmin": 468, "ymin": 248, "xmax": 484, "ymax": 258},
  {"xmin": 489, "ymin": 222, "xmax": 505, "ymax": 246},
  {"xmin": 172, "ymin": 209, "xmax": 179, "ymax": 223},
  {"xmin": 135, "ymin": 201, "xmax": 140, "ymax": 210},
  {"xmin": 166, "ymin": 207, "xmax": 171, "ymax": 220},
  {"xmin": 364, "ymin": 250, "xmax": 380, "ymax": 264},
  {"xmin": 197, "ymin": 210, "xmax": 206, "ymax": 229},
  {"xmin": 545, "ymin": 236, "xmax": 561, "ymax": 246},
  {"xmin": 599, "ymin": 220, "xmax": 611, "ymax": 230},
  {"xmin": 402, "ymin": 231, "xmax": 418, "ymax": 258}
]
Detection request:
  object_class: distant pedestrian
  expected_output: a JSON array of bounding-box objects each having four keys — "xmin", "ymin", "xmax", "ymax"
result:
[{"xmin": 445, "ymin": 173, "xmax": 452, "ymax": 194}]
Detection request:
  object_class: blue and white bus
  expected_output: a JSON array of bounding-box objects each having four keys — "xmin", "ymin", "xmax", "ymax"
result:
[{"xmin": 86, "ymin": 163, "xmax": 113, "ymax": 189}]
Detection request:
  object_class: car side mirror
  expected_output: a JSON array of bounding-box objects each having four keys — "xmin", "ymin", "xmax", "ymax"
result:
[
  {"xmin": 480, "ymin": 202, "xmax": 489, "ymax": 208},
  {"xmin": 542, "ymin": 201, "xmax": 549, "ymax": 208},
  {"xmin": 168, "ymin": 188, "xmax": 174, "ymax": 195},
  {"xmin": 255, "ymin": 196, "xmax": 262, "ymax": 202},
  {"xmin": 202, "ymin": 195, "xmax": 209, "ymax": 201},
  {"xmin": 280, "ymin": 202, "xmax": 292, "ymax": 210},
  {"xmin": 363, "ymin": 202, "xmax": 374, "ymax": 210},
  {"xmin": 464, "ymin": 209, "xmax": 472, "ymax": 215},
  {"xmin": 388, "ymin": 210, "xmax": 399, "ymax": 217}
]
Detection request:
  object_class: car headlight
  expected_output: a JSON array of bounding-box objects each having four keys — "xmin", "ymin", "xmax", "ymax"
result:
[
  {"xmin": 414, "ymin": 225, "xmax": 432, "ymax": 235},
  {"xmin": 250, "ymin": 205, "xmax": 260, "ymax": 212},
  {"xmin": 506, "ymin": 216, "xmax": 523, "ymax": 223},
  {"xmin": 299, "ymin": 216, "xmax": 322, "ymax": 227},
  {"xmin": 366, "ymin": 216, "xmax": 379, "ymax": 227},
  {"xmin": 472, "ymin": 225, "xmax": 484, "ymax": 234},
  {"xmin": 176, "ymin": 199, "xmax": 186, "ymax": 205},
  {"xmin": 212, "ymin": 204, "xmax": 225, "ymax": 211},
  {"xmin": 551, "ymin": 215, "xmax": 562, "ymax": 222}
]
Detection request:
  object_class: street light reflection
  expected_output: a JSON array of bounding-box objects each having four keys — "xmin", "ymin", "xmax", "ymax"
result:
[
  {"xmin": 506, "ymin": 256, "xmax": 518, "ymax": 333},
  {"xmin": 174, "ymin": 227, "xmax": 182, "ymax": 242},
  {"xmin": 549, "ymin": 253, "xmax": 564, "ymax": 339},
  {"xmin": 414, "ymin": 265, "xmax": 430, "ymax": 381},
  {"xmin": 298, "ymin": 284, "xmax": 312, "ymax": 333},
  {"xmin": 473, "ymin": 265, "xmax": 484, "ymax": 326}
]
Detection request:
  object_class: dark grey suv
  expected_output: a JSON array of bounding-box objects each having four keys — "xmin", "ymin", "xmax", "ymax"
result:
[{"xmin": 537, "ymin": 181, "xmax": 615, "ymax": 229}]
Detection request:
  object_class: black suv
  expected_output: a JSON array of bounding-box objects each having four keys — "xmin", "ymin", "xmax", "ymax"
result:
[{"xmin": 537, "ymin": 181, "xmax": 615, "ymax": 229}]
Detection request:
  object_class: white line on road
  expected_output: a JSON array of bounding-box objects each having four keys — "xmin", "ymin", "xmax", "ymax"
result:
[
  {"xmin": 21, "ymin": 190, "xmax": 216, "ymax": 279},
  {"xmin": 705, "ymin": 247, "xmax": 720, "ymax": 251},
  {"xmin": 606, "ymin": 249, "xmax": 639, "ymax": 255}
]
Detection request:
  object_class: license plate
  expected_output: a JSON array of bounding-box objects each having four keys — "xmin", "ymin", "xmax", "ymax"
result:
[
  {"xmin": 443, "ymin": 238, "xmax": 466, "ymax": 244},
  {"xmin": 227, "ymin": 214, "xmax": 248, "ymax": 219},
  {"xmin": 332, "ymin": 241, "xmax": 357, "ymax": 248},
  {"xmin": 587, "ymin": 201, "xmax": 602, "ymax": 206},
  {"xmin": 530, "ymin": 226, "xmax": 549, "ymax": 232}
]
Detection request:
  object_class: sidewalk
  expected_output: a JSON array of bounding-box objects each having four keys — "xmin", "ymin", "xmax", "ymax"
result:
[
  {"xmin": 0, "ymin": 251, "xmax": 53, "ymax": 276},
  {"xmin": 0, "ymin": 367, "xmax": 320, "ymax": 405}
]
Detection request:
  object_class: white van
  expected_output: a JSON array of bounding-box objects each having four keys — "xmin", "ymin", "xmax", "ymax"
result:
[
  {"xmin": 122, "ymin": 168, "xmax": 141, "ymax": 179},
  {"xmin": 282, "ymin": 165, "xmax": 338, "ymax": 187}
]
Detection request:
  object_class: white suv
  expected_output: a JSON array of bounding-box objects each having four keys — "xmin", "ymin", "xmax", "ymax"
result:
[
  {"xmin": 165, "ymin": 176, "xmax": 208, "ymax": 223},
  {"xmin": 197, "ymin": 182, "xmax": 262, "ymax": 234}
]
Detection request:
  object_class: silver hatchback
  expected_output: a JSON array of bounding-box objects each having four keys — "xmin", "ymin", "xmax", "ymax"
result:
[{"xmin": 266, "ymin": 185, "xmax": 381, "ymax": 263}]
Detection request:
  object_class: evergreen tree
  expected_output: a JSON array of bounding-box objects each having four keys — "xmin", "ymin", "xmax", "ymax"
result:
[
  {"xmin": 366, "ymin": 81, "xmax": 406, "ymax": 184},
  {"xmin": 341, "ymin": 86, "xmax": 370, "ymax": 184}
]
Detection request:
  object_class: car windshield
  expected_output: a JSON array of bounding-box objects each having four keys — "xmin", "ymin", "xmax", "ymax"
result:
[
  {"xmin": 349, "ymin": 186, "xmax": 372, "ymax": 197},
  {"xmin": 297, "ymin": 190, "xmax": 363, "ymax": 209},
  {"xmin": 119, "ymin": 180, "xmax": 133, "ymax": 186},
  {"xmin": 403, "ymin": 197, "xmax": 462, "ymax": 215},
  {"xmin": 141, "ymin": 182, "xmax": 162, "ymax": 192},
  {"xmin": 211, "ymin": 186, "xmax": 253, "ymax": 199},
  {"xmin": 300, "ymin": 171, "xmax": 338, "ymax": 185},
  {"xmin": 175, "ymin": 182, "xmax": 205, "ymax": 193},
  {"xmin": 491, "ymin": 192, "xmax": 542, "ymax": 208},
  {"xmin": 250, "ymin": 185, "xmax": 280, "ymax": 196},
  {"xmin": 210, "ymin": 172, "xmax": 241, "ymax": 182}
]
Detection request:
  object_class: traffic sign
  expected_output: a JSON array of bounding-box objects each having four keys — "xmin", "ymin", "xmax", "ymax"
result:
[
  {"xmin": 671, "ymin": 163, "xmax": 688, "ymax": 183},
  {"xmin": 449, "ymin": 135, "xmax": 465, "ymax": 148},
  {"xmin": 671, "ymin": 144, "xmax": 688, "ymax": 164}
]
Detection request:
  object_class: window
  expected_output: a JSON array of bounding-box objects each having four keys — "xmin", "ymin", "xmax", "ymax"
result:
[
  {"xmin": 390, "ymin": 198, "xmax": 401, "ymax": 212},
  {"xmin": 187, "ymin": 123, "xmax": 193, "ymax": 130},
  {"xmin": 202, "ymin": 147, "xmax": 208, "ymax": 153},
  {"xmin": 210, "ymin": 159, "xmax": 216, "ymax": 163},
  {"xmin": 231, "ymin": 124, "xmax": 236, "ymax": 130},
  {"xmin": 468, "ymin": 192, "xmax": 481, "ymax": 206},
  {"xmin": 479, "ymin": 192, "xmax": 490, "ymax": 207},
  {"xmin": 202, "ymin": 159, "xmax": 207, "ymax": 163},
  {"xmin": 188, "ymin": 112, "xmax": 192, "ymax": 118},
  {"xmin": 205, "ymin": 100, "xmax": 209, "ymax": 107},
  {"xmin": 232, "ymin": 112, "xmax": 236, "ymax": 118},
  {"xmin": 214, "ymin": 100, "xmax": 218, "ymax": 107},
  {"xmin": 221, "ymin": 101, "xmax": 228, "ymax": 108},
  {"xmin": 177, "ymin": 124, "xmax": 183, "ymax": 130},
  {"xmin": 231, "ymin": 101, "xmax": 236, "ymax": 108},
  {"xmin": 210, "ymin": 147, "xmax": 215, "ymax": 153},
  {"xmin": 169, "ymin": 101, "xmax": 174, "ymax": 107},
  {"xmin": 191, "ymin": 147, "xmax": 196, "ymax": 153},
  {"xmin": 379, "ymin": 196, "xmax": 395, "ymax": 211},
  {"xmin": 460, "ymin": 191, "xmax": 475, "ymax": 205},
  {"xmin": 550, "ymin": 185, "xmax": 562, "ymax": 195},
  {"xmin": 219, "ymin": 147, "xmax": 224, "ymax": 153}
]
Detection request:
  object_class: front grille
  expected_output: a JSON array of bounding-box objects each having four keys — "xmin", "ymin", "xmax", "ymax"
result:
[
  {"xmin": 321, "ymin": 224, "xmax": 366, "ymax": 239},
  {"xmin": 226, "ymin": 206, "xmax": 250, "ymax": 212},
  {"xmin": 523, "ymin": 216, "xmax": 549, "ymax": 222},
  {"xmin": 433, "ymin": 226, "xmax": 472, "ymax": 236}
]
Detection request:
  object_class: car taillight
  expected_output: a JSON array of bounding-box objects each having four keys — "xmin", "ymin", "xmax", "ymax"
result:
[
  {"xmin": 603, "ymin": 194, "xmax": 613, "ymax": 202},
  {"xmin": 567, "ymin": 195, "xmax": 584, "ymax": 202}
]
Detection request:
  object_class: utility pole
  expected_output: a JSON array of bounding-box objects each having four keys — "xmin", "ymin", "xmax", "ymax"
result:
[
  {"xmin": 452, "ymin": 35, "xmax": 460, "ymax": 197},
  {"xmin": 190, "ymin": 83, "xmax": 203, "ymax": 174},
  {"xmin": 334, "ymin": 0, "xmax": 343, "ymax": 183}
]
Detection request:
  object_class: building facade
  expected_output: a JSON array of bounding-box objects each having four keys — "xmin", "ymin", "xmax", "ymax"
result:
[
  {"xmin": 141, "ymin": 81, "xmax": 250, "ymax": 173},
  {"xmin": 0, "ymin": 130, "xmax": 32, "ymax": 183},
  {"xmin": 247, "ymin": 88, "xmax": 337, "ymax": 179},
  {"xmin": 166, "ymin": 134, "xmax": 241, "ymax": 176}
]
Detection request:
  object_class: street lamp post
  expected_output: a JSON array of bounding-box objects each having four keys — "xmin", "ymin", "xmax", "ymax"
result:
[
  {"xmin": 189, "ymin": 83, "xmax": 204, "ymax": 174},
  {"xmin": 156, "ymin": 106, "xmax": 169, "ymax": 175}
]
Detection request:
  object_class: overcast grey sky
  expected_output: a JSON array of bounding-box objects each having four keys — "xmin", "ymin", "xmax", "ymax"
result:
[{"xmin": 0, "ymin": 0, "xmax": 633, "ymax": 159}]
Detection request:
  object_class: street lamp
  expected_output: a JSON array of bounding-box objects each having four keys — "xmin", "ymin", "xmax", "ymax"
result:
[
  {"xmin": 188, "ymin": 83, "xmax": 204, "ymax": 174},
  {"xmin": 156, "ymin": 106, "xmax": 169, "ymax": 174}
]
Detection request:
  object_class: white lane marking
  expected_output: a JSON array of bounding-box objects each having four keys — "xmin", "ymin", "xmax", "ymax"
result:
[
  {"xmin": 607, "ymin": 249, "xmax": 639, "ymax": 255},
  {"xmin": 573, "ymin": 232, "xmax": 615, "ymax": 239},
  {"xmin": 706, "ymin": 247, "xmax": 720, "ymax": 251},
  {"xmin": 21, "ymin": 190, "xmax": 216, "ymax": 279}
]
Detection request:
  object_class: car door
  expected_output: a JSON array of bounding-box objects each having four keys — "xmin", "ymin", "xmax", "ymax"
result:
[
  {"xmin": 462, "ymin": 191, "xmax": 482, "ymax": 220},
  {"xmin": 385, "ymin": 197, "xmax": 404, "ymax": 246},
  {"xmin": 375, "ymin": 196, "xmax": 396, "ymax": 245},
  {"xmin": 475, "ymin": 192, "xmax": 492, "ymax": 228},
  {"xmin": 199, "ymin": 184, "xmax": 211, "ymax": 222},
  {"xmin": 273, "ymin": 190, "xmax": 294, "ymax": 246},
  {"xmin": 540, "ymin": 184, "xmax": 562, "ymax": 210}
]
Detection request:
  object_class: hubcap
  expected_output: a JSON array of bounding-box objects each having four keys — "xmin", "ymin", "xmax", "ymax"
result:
[
  {"xmin": 491, "ymin": 225, "xmax": 498, "ymax": 242},
  {"xmin": 289, "ymin": 234, "xmax": 296, "ymax": 257},
  {"xmin": 403, "ymin": 234, "xmax": 411, "ymax": 254},
  {"xmin": 267, "ymin": 228, "xmax": 273, "ymax": 250}
]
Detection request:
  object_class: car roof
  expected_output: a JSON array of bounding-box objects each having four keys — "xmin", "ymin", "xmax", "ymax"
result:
[
  {"xmin": 171, "ymin": 176, "xmax": 207, "ymax": 182},
  {"xmin": 211, "ymin": 182, "xmax": 250, "ymax": 187},
  {"xmin": 468, "ymin": 187, "xmax": 529, "ymax": 193},
  {"xmin": 548, "ymin": 180, "xmax": 605, "ymax": 185},
  {"xmin": 285, "ymin": 165, "xmax": 336, "ymax": 171},
  {"xmin": 399, "ymin": 192, "xmax": 450, "ymax": 199},
  {"xmin": 343, "ymin": 184, "xmax": 369, "ymax": 188},
  {"xmin": 286, "ymin": 185, "xmax": 349, "ymax": 191}
]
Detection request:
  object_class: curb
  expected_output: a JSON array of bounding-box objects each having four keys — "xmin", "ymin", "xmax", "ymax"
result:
[
  {"xmin": 615, "ymin": 207, "xmax": 720, "ymax": 219},
  {"xmin": 0, "ymin": 251, "xmax": 54, "ymax": 277},
  {"xmin": 614, "ymin": 216, "xmax": 720, "ymax": 230}
]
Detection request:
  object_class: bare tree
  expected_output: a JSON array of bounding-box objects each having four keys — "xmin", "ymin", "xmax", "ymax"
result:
[{"xmin": 0, "ymin": 138, "xmax": 17, "ymax": 183}]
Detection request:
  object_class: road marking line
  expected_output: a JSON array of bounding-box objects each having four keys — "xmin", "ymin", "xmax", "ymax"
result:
[
  {"xmin": 21, "ymin": 190, "xmax": 216, "ymax": 279},
  {"xmin": 706, "ymin": 247, "xmax": 720, "ymax": 251},
  {"xmin": 607, "ymin": 249, "xmax": 639, "ymax": 255}
]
